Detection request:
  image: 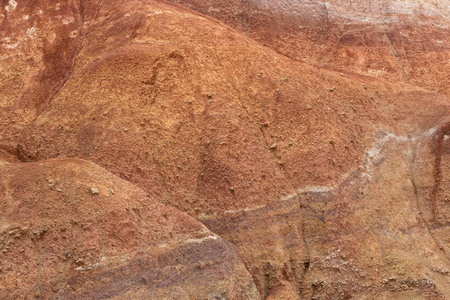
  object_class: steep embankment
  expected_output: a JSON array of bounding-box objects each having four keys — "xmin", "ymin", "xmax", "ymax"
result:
[{"xmin": 0, "ymin": 0, "xmax": 449, "ymax": 299}]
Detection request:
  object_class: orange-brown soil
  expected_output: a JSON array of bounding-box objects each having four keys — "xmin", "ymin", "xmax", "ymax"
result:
[
  {"xmin": 0, "ymin": 158, "xmax": 258, "ymax": 299},
  {"xmin": 0, "ymin": 0, "xmax": 449, "ymax": 299},
  {"xmin": 168, "ymin": 0, "xmax": 450, "ymax": 97}
]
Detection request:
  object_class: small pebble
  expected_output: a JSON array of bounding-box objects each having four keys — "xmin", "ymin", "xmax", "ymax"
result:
[{"xmin": 90, "ymin": 187, "xmax": 99, "ymax": 195}]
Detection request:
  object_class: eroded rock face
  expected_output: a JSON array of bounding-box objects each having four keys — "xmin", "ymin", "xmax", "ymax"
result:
[
  {"xmin": 412, "ymin": 118, "xmax": 450, "ymax": 260},
  {"xmin": 0, "ymin": 0, "xmax": 449, "ymax": 299},
  {"xmin": 168, "ymin": 0, "xmax": 450, "ymax": 96},
  {"xmin": 0, "ymin": 158, "xmax": 258, "ymax": 299}
]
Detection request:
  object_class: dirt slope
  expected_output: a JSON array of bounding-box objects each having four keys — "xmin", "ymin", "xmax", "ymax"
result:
[
  {"xmin": 168, "ymin": 0, "xmax": 450, "ymax": 97},
  {"xmin": 0, "ymin": 0, "xmax": 449, "ymax": 299},
  {"xmin": 0, "ymin": 157, "xmax": 258, "ymax": 299}
]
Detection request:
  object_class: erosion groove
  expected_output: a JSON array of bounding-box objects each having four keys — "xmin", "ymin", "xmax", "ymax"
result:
[
  {"xmin": 430, "ymin": 121, "xmax": 450, "ymax": 220},
  {"xmin": 384, "ymin": 31, "xmax": 409, "ymax": 83}
]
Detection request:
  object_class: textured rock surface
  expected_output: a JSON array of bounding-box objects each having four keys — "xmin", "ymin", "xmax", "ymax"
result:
[
  {"xmin": 168, "ymin": 0, "xmax": 450, "ymax": 96},
  {"xmin": 0, "ymin": 0, "xmax": 449, "ymax": 299},
  {"xmin": 0, "ymin": 158, "xmax": 258, "ymax": 299}
]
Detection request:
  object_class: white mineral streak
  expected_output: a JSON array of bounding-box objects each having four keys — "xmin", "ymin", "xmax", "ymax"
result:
[
  {"xmin": 26, "ymin": 27, "xmax": 38, "ymax": 39},
  {"xmin": 198, "ymin": 125, "xmax": 440, "ymax": 218},
  {"xmin": 5, "ymin": 0, "xmax": 17, "ymax": 13}
]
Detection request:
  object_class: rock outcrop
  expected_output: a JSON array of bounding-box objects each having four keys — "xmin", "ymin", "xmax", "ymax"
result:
[{"xmin": 0, "ymin": 0, "xmax": 449, "ymax": 299}]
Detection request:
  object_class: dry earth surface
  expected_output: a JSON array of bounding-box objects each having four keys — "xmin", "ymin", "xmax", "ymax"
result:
[
  {"xmin": 0, "ymin": 157, "xmax": 258, "ymax": 299},
  {"xmin": 0, "ymin": 0, "xmax": 449, "ymax": 299}
]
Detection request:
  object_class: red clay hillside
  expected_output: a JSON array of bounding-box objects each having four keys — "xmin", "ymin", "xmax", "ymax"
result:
[{"xmin": 0, "ymin": 0, "xmax": 449, "ymax": 299}]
